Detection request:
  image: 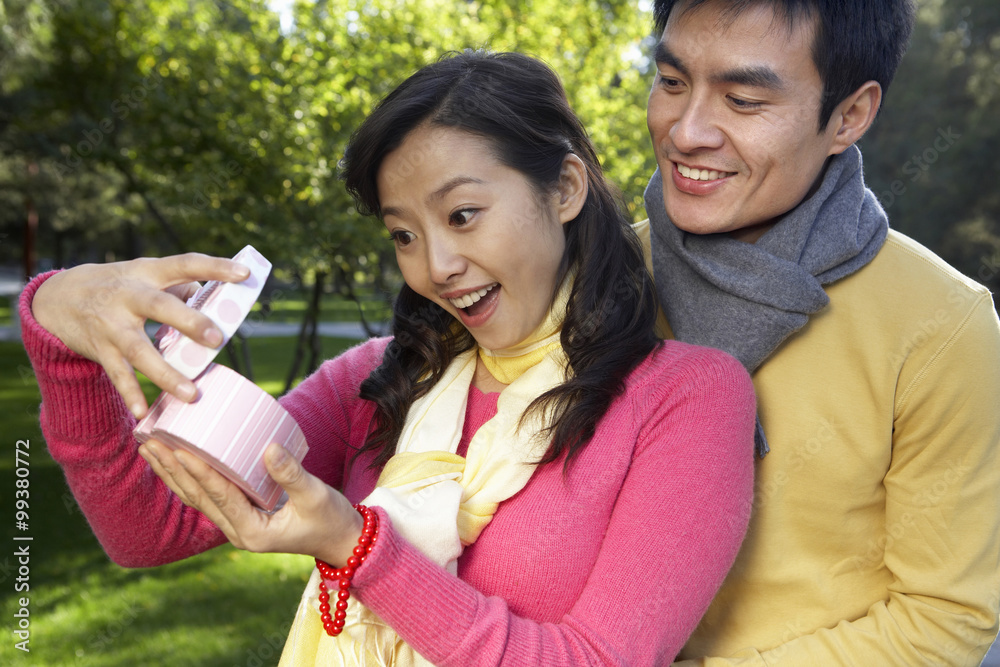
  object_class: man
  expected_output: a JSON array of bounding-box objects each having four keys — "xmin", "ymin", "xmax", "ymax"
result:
[{"xmin": 634, "ymin": 0, "xmax": 1000, "ymax": 664}]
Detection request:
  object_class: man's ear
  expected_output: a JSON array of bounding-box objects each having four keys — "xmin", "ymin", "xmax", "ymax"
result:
[
  {"xmin": 828, "ymin": 81, "xmax": 882, "ymax": 155},
  {"xmin": 556, "ymin": 153, "xmax": 589, "ymax": 224}
]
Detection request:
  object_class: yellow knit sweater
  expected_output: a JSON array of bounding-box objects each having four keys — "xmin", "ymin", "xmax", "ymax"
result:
[{"xmin": 636, "ymin": 221, "xmax": 1000, "ymax": 666}]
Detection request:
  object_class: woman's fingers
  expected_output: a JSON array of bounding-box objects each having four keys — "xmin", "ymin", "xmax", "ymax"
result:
[
  {"xmin": 145, "ymin": 253, "xmax": 250, "ymax": 290},
  {"xmin": 87, "ymin": 316, "xmax": 196, "ymax": 416},
  {"xmin": 98, "ymin": 351, "xmax": 151, "ymax": 419},
  {"xmin": 140, "ymin": 440, "xmax": 363, "ymax": 563},
  {"xmin": 122, "ymin": 256, "xmax": 251, "ymax": 400},
  {"xmin": 139, "ymin": 442, "xmax": 194, "ymax": 506},
  {"xmin": 31, "ymin": 253, "xmax": 252, "ymax": 409},
  {"xmin": 264, "ymin": 444, "xmax": 317, "ymax": 501},
  {"xmin": 263, "ymin": 444, "xmax": 364, "ymax": 564},
  {"xmin": 138, "ymin": 254, "xmax": 249, "ymax": 348},
  {"xmin": 142, "ymin": 442, "xmax": 245, "ymax": 543}
]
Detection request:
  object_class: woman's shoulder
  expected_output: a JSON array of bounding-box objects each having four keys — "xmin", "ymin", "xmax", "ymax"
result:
[
  {"xmin": 289, "ymin": 337, "xmax": 390, "ymax": 399},
  {"xmin": 317, "ymin": 336, "xmax": 391, "ymax": 375},
  {"xmin": 617, "ymin": 342, "xmax": 756, "ymax": 464},
  {"xmin": 626, "ymin": 340, "xmax": 755, "ymax": 406}
]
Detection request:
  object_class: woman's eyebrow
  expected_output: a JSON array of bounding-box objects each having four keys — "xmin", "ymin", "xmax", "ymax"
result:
[
  {"xmin": 428, "ymin": 176, "xmax": 486, "ymax": 204},
  {"xmin": 380, "ymin": 176, "xmax": 486, "ymax": 219}
]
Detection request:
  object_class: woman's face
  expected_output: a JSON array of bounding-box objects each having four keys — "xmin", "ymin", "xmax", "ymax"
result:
[{"xmin": 377, "ymin": 125, "xmax": 568, "ymax": 351}]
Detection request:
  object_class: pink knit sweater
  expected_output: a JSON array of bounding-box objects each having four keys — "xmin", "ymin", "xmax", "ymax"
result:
[{"xmin": 21, "ymin": 273, "xmax": 756, "ymax": 666}]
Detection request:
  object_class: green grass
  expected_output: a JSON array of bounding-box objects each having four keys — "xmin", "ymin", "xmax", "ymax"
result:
[
  {"xmin": 0, "ymin": 295, "xmax": 11, "ymax": 327},
  {"xmin": 0, "ymin": 336, "xmax": 358, "ymax": 665}
]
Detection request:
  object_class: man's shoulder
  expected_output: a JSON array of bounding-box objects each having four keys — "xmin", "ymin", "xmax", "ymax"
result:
[
  {"xmin": 835, "ymin": 228, "xmax": 991, "ymax": 306},
  {"xmin": 876, "ymin": 229, "xmax": 987, "ymax": 292},
  {"xmin": 814, "ymin": 228, "xmax": 1000, "ymax": 382}
]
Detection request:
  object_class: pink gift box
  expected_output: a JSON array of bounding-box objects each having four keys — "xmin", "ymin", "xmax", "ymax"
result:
[
  {"xmin": 135, "ymin": 363, "xmax": 308, "ymax": 510},
  {"xmin": 133, "ymin": 246, "xmax": 308, "ymax": 512}
]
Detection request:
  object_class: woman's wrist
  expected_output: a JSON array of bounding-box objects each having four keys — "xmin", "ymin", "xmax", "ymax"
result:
[
  {"xmin": 319, "ymin": 499, "xmax": 366, "ymax": 567},
  {"xmin": 316, "ymin": 504, "xmax": 380, "ymax": 636}
]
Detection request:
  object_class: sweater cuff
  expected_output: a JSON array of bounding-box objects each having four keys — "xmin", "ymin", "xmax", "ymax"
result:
[
  {"xmin": 349, "ymin": 506, "xmax": 478, "ymax": 663},
  {"xmin": 20, "ymin": 271, "xmax": 134, "ymax": 453},
  {"xmin": 349, "ymin": 506, "xmax": 400, "ymax": 591}
]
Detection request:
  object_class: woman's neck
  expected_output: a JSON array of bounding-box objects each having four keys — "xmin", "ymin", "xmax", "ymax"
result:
[{"xmin": 473, "ymin": 356, "xmax": 508, "ymax": 394}]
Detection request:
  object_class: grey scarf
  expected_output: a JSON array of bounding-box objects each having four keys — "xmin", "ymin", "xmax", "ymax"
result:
[{"xmin": 645, "ymin": 145, "xmax": 888, "ymax": 456}]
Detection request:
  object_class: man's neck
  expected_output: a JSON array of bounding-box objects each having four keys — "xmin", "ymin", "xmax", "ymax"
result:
[{"xmin": 728, "ymin": 222, "xmax": 775, "ymax": 244}]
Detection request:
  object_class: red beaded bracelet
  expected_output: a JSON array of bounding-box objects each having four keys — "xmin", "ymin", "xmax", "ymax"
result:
[{"xmin": 315, "ymin": 504, "xmax": 380, "ymax": 637}]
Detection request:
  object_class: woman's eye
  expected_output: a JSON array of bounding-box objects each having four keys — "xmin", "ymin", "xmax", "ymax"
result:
[
  {"xmin": 449, "ymin": 209, "xmax": 475, "ymax": 226},
  {"xmin": 390, "ymin": 230, "xmax": 415, "ymax": 247}
]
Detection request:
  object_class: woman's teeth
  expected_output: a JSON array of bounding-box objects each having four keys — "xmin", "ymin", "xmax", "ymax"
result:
[{"xmin": 449, "ymin": 284, "xmax": 497, "ymax": 309}]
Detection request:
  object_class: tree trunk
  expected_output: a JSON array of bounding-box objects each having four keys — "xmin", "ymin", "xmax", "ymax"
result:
[
  {"xmin": 112, "ymin": 155, "xmax": 186, "ymax": 253},
  {"xmin": 23, "ymin": 162, "xmax": 38, "ymax": 281},
  {"xmin": 306, "ymin": 271, "xmax": 326, "ymax": 376},
  {"xmin": 336, "ymin": 263, "xmax": 383, "ymax": 337}
]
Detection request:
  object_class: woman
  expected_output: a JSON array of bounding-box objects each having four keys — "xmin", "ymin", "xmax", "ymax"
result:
[{"xmin": 23, "ymin": 51, "xmax": 755, "ymax": 665}]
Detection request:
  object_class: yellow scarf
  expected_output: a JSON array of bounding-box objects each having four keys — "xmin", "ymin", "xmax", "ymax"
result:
[{"xmin": 280, "ymin": 280, "xmax": 571, "ymax": 666}]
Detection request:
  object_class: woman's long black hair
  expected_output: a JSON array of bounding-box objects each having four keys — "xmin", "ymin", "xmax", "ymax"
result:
[{"xmin": 342, "ymin": 50, "xmax": 659, "ymax": 468}]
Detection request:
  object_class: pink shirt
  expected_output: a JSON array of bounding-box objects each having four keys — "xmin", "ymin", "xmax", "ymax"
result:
[{"xmin": 21, "ymin": 273, "xmax": 756, "ymax": 665}]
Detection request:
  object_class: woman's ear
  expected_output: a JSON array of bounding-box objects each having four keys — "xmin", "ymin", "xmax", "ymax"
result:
[
  {"xmin": 556, "ymin": 153, "xmax": 588, "ymax": 224},
  {"xmin": 827, "ymin": 81, "xmax": 882, "ymax": 156}
]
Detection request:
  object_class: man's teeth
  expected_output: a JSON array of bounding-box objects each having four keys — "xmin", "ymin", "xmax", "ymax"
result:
[
  {"xmin": 677, "ymin": 164, "xmax": 731, "ymax": 181},
  {"xmin": 449, "ymin": 284, "xmax": 497, "ymax": 309}
]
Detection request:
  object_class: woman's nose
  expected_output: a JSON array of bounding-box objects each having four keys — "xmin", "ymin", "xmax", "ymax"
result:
[{"xmin": 426, "ymin": 236, "xmax": 466, "ymax": 285}]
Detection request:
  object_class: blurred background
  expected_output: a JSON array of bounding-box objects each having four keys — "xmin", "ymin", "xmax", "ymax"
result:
[{"xmin": 0, "ymin": 0, "xmax": 997, "ymax": 664}]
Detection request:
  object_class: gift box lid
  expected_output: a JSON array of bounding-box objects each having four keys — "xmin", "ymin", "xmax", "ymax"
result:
[{"xmin": 156, "ymin": 245, "xmax": 271, "ymax": 380}]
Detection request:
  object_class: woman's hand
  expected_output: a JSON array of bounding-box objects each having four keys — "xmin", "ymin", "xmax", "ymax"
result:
[
  {"xmin": 31, "ymin": 254, "xmax": 250, "ymax": 417},
  {"xmin": 139, "ymin": 441, "xmax": 364, "ymax": 567}
]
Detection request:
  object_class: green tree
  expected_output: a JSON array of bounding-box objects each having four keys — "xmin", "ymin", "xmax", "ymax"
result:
[
  {"xmin": 2, "ymin": 0, "xmax": 656, "ymax": 378},
  {"xmin": 861, "ymin": 0, "xmax": 1000, "ymax": 299}
]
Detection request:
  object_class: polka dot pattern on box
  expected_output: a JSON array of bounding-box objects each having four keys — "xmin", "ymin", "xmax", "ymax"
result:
[
  {"xmin": 158, "ymin": 245, "xmax": 272, "ymax": 380},
  {"xmin": 217, "ymin": 299, "xmax": 243, "ymax": 325}
]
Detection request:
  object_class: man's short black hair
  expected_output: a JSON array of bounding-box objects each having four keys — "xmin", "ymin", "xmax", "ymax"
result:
[{"xmin": 652, "ymin": 0, "xmax": 916, "ymax": 130}]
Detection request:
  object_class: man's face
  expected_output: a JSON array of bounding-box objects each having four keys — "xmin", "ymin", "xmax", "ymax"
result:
[{"xmin": 647, "ymin": 1, "xmax": 845, "ymax": 240}]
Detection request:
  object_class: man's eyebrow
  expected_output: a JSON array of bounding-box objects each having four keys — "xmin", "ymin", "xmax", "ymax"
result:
[
  {"xmin": 711, "ymin": 65, "xmax": 785, "ymax": 91},
  {"xmin": 654, "ymin": 40, "xmax": 785, "ymax": 92},
  {"xmin": 653, "ymin": 42, "xmax": 689, "ymax": 78}
]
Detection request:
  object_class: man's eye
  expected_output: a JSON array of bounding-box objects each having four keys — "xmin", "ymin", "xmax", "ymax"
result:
[
  {"xmin": 728, "ymin": 95, "xmax": 762, "ymax": 110},
  {"xmin": 658, "ymin": 74, "xmax": 684, "ymax": 90}
]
